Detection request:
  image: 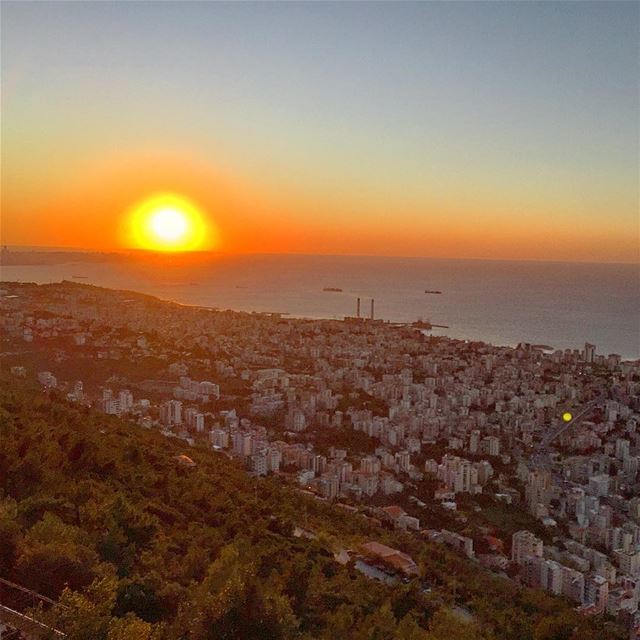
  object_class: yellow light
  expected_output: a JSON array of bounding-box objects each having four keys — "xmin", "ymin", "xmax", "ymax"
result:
[
  {"xmin": 150, "ymin": 208, "xmax": 187, "ymax": 242},
  {"xmin": 126, "ymin": 193, "xmax": 214, "ymax": 252},
  {"xmin": 562, "ymin": 412, "xmax": 573, "ymax": 423}
]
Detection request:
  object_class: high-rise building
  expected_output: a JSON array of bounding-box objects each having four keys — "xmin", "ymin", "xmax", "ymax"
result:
[
  {"xmin": 583, "ymin": 342, "xmax": 596, "ymax": 363},
  {"xmin": 318, "ymin": 474, "xmax": 339, "ymax": 499},
  {"xmin": 199, "ymin": 381, "xmax": 220, "ymax": 400},
  {"xmin": 193, "ymin": 413, "xmax": 205, "ymax": 432},
  {"xmin": 266, "ymin": 448, "xmax": 281, "ymax": 473},
  {"xmin": 250, "ymin": 453, "xmax": 267, "ymax": 476},
  {"xmin": 588, "ymin": 474, "xmax": 610, "ymax": 498},
  {"xmin": 541, "ymin": 559, "xmax": 563, "ymax": 595},
  {"xmin": 523, "ymin": 556, "xmax": 543, "ymax": 589},
  {"xmin": 614, "ymin": 550, "xmax": 640, "ymax": 577},
  {"xmin": 526, "ymin": 469, "xmax": 551, "ymax": 514},
  {"xmin": 106, "ymin": 400, "xmax": 120, "ymax": 415},
  {"xmin": 469, "ymin": 430, "xmax": 480, "ymax": 454},
  {"xmin": 287, "ymin": 408, "xmax": 306, "ymax": 432},
  {"xmin": 512, "ymin": 530, "xmax": 544, "ymax": 565},
  {"xmin": 210, "ymin": 429, "xmax": 229, "ymax": 449},
  {"xmin": 438, "ymin": 455, "xmax": 478, "ymax": 494},
  {"xmin": 395, "ymin": 450, "xmax": 411, "ymax": 473},
  {"xmin": 232, "ymin": 431, "xmax": 252, "ymax": 457},
  {"xmin": 360, "ymin": 456, "xmax": 381, "ymax": 474},
  {"xmin": 561, "ymin": 566, "xmax": 585, "ymax": 603},
  {"xmin": 566, "ymin": 487, "xmax": 586, "ymax": 524},
  {"xmin": 118, "ymin": 389, "xmax": 134, "ymax": 413},
  {"xmin": 160, "ymin": 400, "xmax": 182, "ymax": 426},
  {"xmin": 73, "ymin": 380, "xmax": 84, "ymax": 401},
  {"xmin": 585, "ymin": 575, "xmax": 609, "ymax": 612},
  {"xmin": 615, "ymin": 439, "xmax": 630, "ymax": 461},
  {"xmin": 481, "ymin": 435, "xmax": 500, "ymax": 457}
]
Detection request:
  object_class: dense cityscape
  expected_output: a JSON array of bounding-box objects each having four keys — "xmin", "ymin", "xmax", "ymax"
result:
[
  {"xmin": 3, "ymin": 0, "xmax": 638, "ymax": 637},
  {"xmin": 1, "ymin": 280, "xmax": 638, "ymax": 638}
]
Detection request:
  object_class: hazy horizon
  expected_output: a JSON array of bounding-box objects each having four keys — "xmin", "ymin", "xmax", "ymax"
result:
[{"xmin": 3, "ymin": 243, "xmax": 640, "ymax": 267}]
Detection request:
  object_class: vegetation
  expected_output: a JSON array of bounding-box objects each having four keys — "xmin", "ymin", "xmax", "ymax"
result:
[{"xmin": 0, "ymin": 380, "xmax": 624, "ymax": 640}]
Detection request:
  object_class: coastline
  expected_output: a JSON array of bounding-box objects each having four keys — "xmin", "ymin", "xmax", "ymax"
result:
[{"xmin": 2, "ymin": 278, "xmax": 638, "ymax": 362}]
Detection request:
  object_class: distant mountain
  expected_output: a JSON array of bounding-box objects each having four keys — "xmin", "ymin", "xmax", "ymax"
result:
[
  {"xmin": 0, "ymin": 246, "xmax": 219, "ymax": 266},
  {"xmin": 1, "ymin": 246, "xmax": 124, "ymax": 265}
]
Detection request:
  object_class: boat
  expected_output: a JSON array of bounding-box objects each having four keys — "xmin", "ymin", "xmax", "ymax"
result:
[
  {"xmin": 72, "ymin": 275, "xmax": 88, "ymax": 279},
  {"xmin": 323, "ymin": 287, "xmax": 343, "ymax": 292},
  {"xmin": 412, "ymin": 318, "xmax": 449, "ymax": 330},
  {"xmin": 424, "ymin": 290, "xmax": 442, "ymax": 294}
]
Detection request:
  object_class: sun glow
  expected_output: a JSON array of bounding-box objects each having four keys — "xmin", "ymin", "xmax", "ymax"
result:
[{"xmin": 127, "ymin": 193, "xmax": 213, "ymax": 251}]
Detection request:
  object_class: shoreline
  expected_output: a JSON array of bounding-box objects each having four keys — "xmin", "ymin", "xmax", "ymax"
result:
[{"xmin": 2, "ymin": 278, "xmax": 638, "ymax": 363}]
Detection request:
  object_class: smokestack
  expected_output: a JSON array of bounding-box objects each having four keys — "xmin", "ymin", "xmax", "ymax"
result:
[
  {"xmin": 356, "ymin": 297, "xmax": 361, "ymax": 318},
  {"xmin": 370, "ymin": 298, "xmax": 374, "ymax": 320}
]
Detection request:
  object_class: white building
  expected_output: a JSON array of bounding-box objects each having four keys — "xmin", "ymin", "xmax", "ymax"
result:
[
  {"xmin": 512, "ymin": 530, "xmax": 544, "ymax": 565},
  {"xmin": 118, "ymin": 389, "xmax": 134, "ymax": 413},
  {"xmin": 160, "ymin": 400, "xmax": 182, "ymax": 426}
]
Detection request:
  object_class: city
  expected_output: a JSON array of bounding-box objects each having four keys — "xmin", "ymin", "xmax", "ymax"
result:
[
  {"xmin": 1, "ymin": 280, "xmax": 638, "ymax": 637},
  {"xmin": 2, "ymin": 2, "xmax": 638, "ymax": 636}
]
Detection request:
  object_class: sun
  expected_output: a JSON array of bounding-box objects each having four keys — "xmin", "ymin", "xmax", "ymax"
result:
[
  {"xmin": 128, "ymin": 193, "xmax": 206, "ymax": 251},
  {"xmin": 126, "ymin": 193, "xmax": 215, "ymax": 252},
  {"xmin": 149, "ymin": 208, "xmax": 188, "ymax": 242},
  {"xmin": 127, "ymin": 193, "xmax": 218, "ymax": 252}
]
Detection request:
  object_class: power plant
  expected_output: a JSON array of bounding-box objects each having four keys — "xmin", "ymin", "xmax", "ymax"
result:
[{"xmin": 349, "ymin": 297, "xmax": 375, "ymax": 322}]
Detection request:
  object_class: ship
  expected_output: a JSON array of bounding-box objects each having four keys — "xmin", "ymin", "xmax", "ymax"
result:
[
  {"xmin": 412, "ymin": 319, "xmax": 433, "ymax": 329},
  {"xmin": 323, "ymin": 287, "xmax": 343, "ymax": 292},
  {"xmin": 424, "ymin": 290, "xmax": 442, "ymax": 294},
  {"xmin": 412, "ymin": 318, "xmax": 449, "ymax": 330},
  {"xmin": 72, "ymin": 275, "xmax": 88, "ymax": 279}
]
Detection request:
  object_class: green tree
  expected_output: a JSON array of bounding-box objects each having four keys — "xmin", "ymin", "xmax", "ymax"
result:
[
  {"xmin": 396, "ymin": 614, "xmax": 432, "ymax": 640},
  {"xmin": 0, "ymin": 502, "xmax": 20, "ymax": 576},
  {"xmin": 107, "ymin": 614, "xmax": 160, "ymax": 640},
  {"xmin": 16, "ymin": 541, "xmax": 98, "ymax": 598},
  {"xmin": 47, "ymin": 573, "xmax": 118, "ymax": 640},
  {"xmin": 428, "ymin": 609, "xmax": 485, "ymax": 640},
  {"xmin": 355, "ymin": 602, "xmax": 398, "ymax": 640}
]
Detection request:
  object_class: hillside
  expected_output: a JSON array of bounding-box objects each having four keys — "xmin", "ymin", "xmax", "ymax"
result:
[{"xmin": 0, "ymin": 380, "xmax": 624, "ymax": 640}]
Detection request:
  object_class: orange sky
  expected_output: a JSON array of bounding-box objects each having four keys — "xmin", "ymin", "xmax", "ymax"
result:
[
  {"xmin": 2, "ymin": 2, "xmax": 638, "ymax": 263},
  {"xmin": 2, "ymin": 147, "xmax": 637, "ymax": 263}
]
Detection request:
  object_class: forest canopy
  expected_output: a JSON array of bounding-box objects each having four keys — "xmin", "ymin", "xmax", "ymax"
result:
[{"xmin": 0, "ymin": 380, "xmax": 623, "ymax": 640}]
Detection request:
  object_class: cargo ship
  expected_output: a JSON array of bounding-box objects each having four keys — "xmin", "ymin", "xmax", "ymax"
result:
[{"xmin": 412, "ymin": 319, "xmax": 449, "ymax": 330}]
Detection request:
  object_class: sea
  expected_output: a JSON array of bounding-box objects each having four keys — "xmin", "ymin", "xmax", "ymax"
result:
[{"xmin": 1, "ymin": 254, "xmax": 639, "ymax": 359}]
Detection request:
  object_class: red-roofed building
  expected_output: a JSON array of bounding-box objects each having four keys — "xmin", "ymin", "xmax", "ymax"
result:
[
  {"xmin": 378, "ymin": 505, "xmax": 420, "ymax": 531},
  {"xmin": 360, "ymin": 541, "xmax": 419, "ymax": 576}
]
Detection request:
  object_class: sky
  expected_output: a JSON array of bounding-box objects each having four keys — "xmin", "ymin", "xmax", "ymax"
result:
[{"xmin": 1, "ymin": 1, "xmax": 638, "ymax": 262}]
